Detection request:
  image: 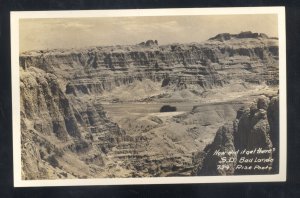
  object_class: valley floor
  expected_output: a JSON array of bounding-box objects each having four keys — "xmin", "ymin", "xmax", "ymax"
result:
[{"xmin": 94, "ymin": 83, "xmax": 278, "ymax": 177}]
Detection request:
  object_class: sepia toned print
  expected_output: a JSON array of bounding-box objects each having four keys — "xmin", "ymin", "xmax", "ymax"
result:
[{"xmin": 11, "ymin": 8, "xmax": 286, "ymax": 186}]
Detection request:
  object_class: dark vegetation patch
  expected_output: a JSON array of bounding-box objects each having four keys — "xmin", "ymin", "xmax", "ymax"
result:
[{"xmin": 160, "ymin": 105, "xmax": 177, "ymax": 112}]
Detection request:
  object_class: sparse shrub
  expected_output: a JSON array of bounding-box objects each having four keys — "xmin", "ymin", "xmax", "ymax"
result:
[
  {"xmin": 47, "ymin": 155, "xmax": 59, "ymax": 168},
  {"xmin": 39, "ymin": 150, "xmax": 45, "ymax": 160},
  {"xmin": 160, "ymin": 105, "xmax": 177, "ymax": 112},
  {"xmin": 60, "ymin": 172, "xmax": 68, "ymax": 178},
  {"xmin": 54, "ymin": 148, "xmax": 64, "ymax": 157}
]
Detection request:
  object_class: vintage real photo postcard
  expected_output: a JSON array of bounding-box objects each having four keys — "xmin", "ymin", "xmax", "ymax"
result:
[{"xmin": 11, "ymin": 7, "xmax": 286, "ymax": 187}]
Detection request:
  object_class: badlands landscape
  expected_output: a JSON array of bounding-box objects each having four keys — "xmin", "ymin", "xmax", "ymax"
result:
[{"xmin": 20, "ymin": 31, "xmax": 279, "ymax": 179}]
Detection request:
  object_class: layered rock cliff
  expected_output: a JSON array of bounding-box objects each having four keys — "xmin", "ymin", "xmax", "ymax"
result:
[
  {"xmin": 20, "ymin": 32, "xmax": 278, "ymax": 102},
  {"xmin": 193, "ymin": 95, "xmax": 279, "ymax": 176},
  {"xmin": 20, "ymin": 67, "xmax": 125, "ymax": 179}
]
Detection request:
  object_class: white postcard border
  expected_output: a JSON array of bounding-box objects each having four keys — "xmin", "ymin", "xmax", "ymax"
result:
[{"xmin": 11, "ymin": 7, "xmax": 287, "ymax": 187}]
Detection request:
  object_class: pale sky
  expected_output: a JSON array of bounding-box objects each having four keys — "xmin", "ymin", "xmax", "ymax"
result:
[{"xmin": 19, "ymin": 14, "xmax": 278, "ymax": 53}]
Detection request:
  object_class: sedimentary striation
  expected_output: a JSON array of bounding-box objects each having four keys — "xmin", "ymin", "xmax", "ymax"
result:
[
  {"xmin": 193, "ymin": 95, "xmax": 279, "ymax": 176},
  {"xmin": 20, "ymin": 67, "xmax": 126, "ymax": 179},
  {"xmin": 20, "ymin": 31, "xmax": 278, "ymax": 100},
  {"xmin": 19, "ymin": 31, "xmax": 279, "ymax": 179}
]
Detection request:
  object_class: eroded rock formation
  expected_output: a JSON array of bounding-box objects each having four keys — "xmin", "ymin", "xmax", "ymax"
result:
[
  {"xmin": 193, "ymin": 95, "xmax": 279, "ymax": 176},
  {"xmin": 19, "ymin": 32, "xmax": 279, "ymax": 179},
  {"xmin": 20, "ymin": 31, "xmax": 278, "ymax": 100},
  {"xmin": 20, "ymin": 67, "xmax": 125, "ymax": 179}
]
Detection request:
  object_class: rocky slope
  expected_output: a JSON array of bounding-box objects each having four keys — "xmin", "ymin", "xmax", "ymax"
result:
[
  {"xmin": 19, "ymin": 31, "xmax": 279, "ymax": 179},
  {"xmin": 20, "ymin": 67, "xmax": 125, "ymax": 179},
  {"xmin": 193, "ymin": 95, "xmax": 279, "ymax": 176}
]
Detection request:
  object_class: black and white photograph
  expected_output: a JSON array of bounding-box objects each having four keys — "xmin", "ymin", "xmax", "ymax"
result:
[{"xmin": 11, "ymin": 7, "xmax": 286, "ymax": 186}]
